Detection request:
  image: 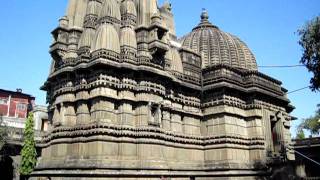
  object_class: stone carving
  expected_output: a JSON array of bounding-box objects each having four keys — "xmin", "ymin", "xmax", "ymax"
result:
[{"xmin": 34, "ymin": 0, "xmax": 295, "ymax": 179}]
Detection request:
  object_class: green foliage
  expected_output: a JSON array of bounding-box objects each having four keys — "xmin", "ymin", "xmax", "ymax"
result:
[
  {"xmin": 299, "ymin": 104, "xmax": 320, "ymax": 136},
  {"xmin": 296, "ymin": 129, "xmax": 305, "ymax": 139},
  {"xmin": 20, "ymin": 112, "xmax": 37, "ymax": 175},
  {"xmin": 298, "ymin": 16, "xmax": 320, "ymax": 91}
]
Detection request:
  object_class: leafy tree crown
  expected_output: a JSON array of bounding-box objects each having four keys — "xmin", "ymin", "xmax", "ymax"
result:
[
  {"xmin": 298, "ymin": 16, "xmax": 320, "ymax": 91},
  {"xmin": 20, "ymin": 112, "xmax": 37, "ymax": 175}
]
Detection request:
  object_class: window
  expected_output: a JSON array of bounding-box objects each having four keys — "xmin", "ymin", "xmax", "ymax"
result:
[
  {"xmin": 0, "ymin": 98, "xmax": 7, "ymax": 105},
  {"xmin": 16, "ymin": 103, "xmax": 27, "ymax": 111}
]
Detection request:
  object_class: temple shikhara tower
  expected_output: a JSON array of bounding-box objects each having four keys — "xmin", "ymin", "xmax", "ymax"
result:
[{"xmin": 34, "ymin": 0, "xmax": 295, "ymax": 179}]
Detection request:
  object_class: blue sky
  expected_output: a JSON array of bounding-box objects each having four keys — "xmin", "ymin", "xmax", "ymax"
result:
[{"xmin": 0, "ymin": 0, "xmax": 319, "ymax": 136}]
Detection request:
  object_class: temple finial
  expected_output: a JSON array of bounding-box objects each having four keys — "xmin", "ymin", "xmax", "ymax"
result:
[
  {"xmin": 163, "ymin": 0, "xmax": 172, "ymax": 11},
  {"xmin": 201, "ymin": 8, "xmax": 209, "ymax": 22}
]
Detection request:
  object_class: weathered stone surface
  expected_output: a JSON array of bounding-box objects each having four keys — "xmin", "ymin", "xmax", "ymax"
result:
[{"xmin": 34, "ymin": 0, "xmax": 295, "ymax": 179}]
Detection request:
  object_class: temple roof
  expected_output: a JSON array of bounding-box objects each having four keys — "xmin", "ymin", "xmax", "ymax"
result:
[
  {"xmin": 180, "ymin": 9, "xmax": 258, "ymax": 71},
  {"xmin": 121, "ymin": 0, "xmax": 137, "ymax": 17},
  {"xmin": 93, "ymin": 23, "xmax": 120, "ymax": 53},
  {"xmin": 99, "ymin": 0, "xmax": 121, "ymax": 20}
]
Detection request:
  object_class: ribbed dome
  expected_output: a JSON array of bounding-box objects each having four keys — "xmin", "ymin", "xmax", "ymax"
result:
[
  {"xmin": 120, "ymin": 27, "xmax": 137, "ymax": 48},
  {"xmin": 93, "ymin": 23, "xmax": 120, "ymax": 53},
  {"xmin": 78, "ymin": 28, "xmax": 96, "ymax": 49},
  {"xmin": 181, "ymin": 10, "xmax": 257, "ymax": 70},
  {"xmin": 100, "ymin": 0, "xmax": 121, "ymax": 21},
  {"xmin": 121, "ymin": 0, "xmax": 137, "ymax": 16}
]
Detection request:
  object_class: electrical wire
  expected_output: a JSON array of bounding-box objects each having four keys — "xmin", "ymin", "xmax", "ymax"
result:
[
  {"xmin": 274, "ymin": 86, "xmax": 309, "ymax": 99},
  {"xmin": 286, "ymin": 86, "xmax": 310, "ymax": 95},
  {"xmin": 258, "ymin": 65, "xmax": 305, "ymax": 68},
  {"xmin": 294, "ymin": 149, "xmax": 320, "ymax": 167}
]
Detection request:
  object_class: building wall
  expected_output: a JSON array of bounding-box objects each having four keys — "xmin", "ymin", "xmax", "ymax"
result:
[
  {"xmin": 0, "ymin": 89, "xmax": 35, "ymax": 119},
  {"xmin": 35, "ymin": 74, "xmax": 293, "ymax": 178},
  {"xmin": 33, "ymin": 105, "xmax": 49, "ymax": 131}
]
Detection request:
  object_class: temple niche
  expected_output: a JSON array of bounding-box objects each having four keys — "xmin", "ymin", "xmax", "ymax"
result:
[{"xmin": 34, "ymin": 0, "xmax": 295, "ymax": 179}]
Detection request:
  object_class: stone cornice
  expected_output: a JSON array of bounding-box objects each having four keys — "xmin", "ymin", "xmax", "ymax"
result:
[
  {"xmin": 39, "ymin": 123, "xmax": 265, "ymax": 149},
  {"xmin": 32, "ymin": 168, "xmax": 269, "ymax": 177},
  {"xmin": 47, "ymin": 59, "xmax": 289, "ymax": 102},
  {"xmin": 47, "ymin": 57, "xmax": 202, "ymax": 90},
  {"xmin": 203, "ymin": 64, "xmax": 282, "ymax": 85},
  {"xmin": 44, "ymin": 58, "xmax": 292, "ymax": 113}
]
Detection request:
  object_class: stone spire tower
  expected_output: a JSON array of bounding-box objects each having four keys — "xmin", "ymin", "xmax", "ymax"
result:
[
  {"xmin": 34, "ymin": 1, "xmax": 295, "ymax": 179},
  {"xmin": 134, "ymin": 0, "xmax": 158, "ymax": 27}
]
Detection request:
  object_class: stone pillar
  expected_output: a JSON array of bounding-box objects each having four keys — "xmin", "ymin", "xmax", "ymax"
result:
[
  {"xmin": 47, "ymin": 110, "xmax": 54, "ymax": 131},
  {"xmin": 162, "ymin": 110, "xmax": 171, "ymax": 130},
  {"xmin": 119, "ymin": 102, "xmax": 134, "ymax": 126},
  {"xmin": 262, "ymin": 109, "xmax": 273, "ymax": 153},
  {"xmin": 64, "ymin": 102, "xmax": 76, "ymax": 126},
  {"xmin": 135, "ymin": 103, "xmax": 149, "ymax": 127},
  {"xmin": 52, "ymin": 105, "xmax": 61, "ymax": 127},
  {"xmin": 76, "ymin": 101, "xmax": 90, "ymax": 124},
  {"xmin": 91, "ymin": 97, "xmax": 115, "ymax": 124},
  {"xmin": 183, "ymin": 116, "xmax": 201, "ymax": 135},
  {"xmin": 171, "ymin": 113, "xmax": 182, "ymax": 133}
]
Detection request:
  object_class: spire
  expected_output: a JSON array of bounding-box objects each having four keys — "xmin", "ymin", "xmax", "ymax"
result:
[
  {"xmin": 78, "ymin": 0, "xmax": 103, "ymax": 56},
  {"xmin": 65, "ymin": 0, "xmax": 88, "ymax": 28},
  {"xmin": 201, "ymin": 8, "xmax": 209, "ymax": 23},
  {"xmin": 162, "ymin": 0, "xmax": 172, "ymax": 11},
  {"xmin": 99, "ymin": 0, "xmax": 121, "ymax": 25},
  {"xmin": 193, "ymin": 8, "xmax": 218, "ymax": 30},
  {"xmin": 120, "ymin": 0, "xmax": 137, "ymax": 27},
  {"xmin": 134, "ymin": 0, "xmax": 158, "ymax": 26},
  {"xmin": 83, "ymin": 0, "xmax": 102, "ymax": 28}
]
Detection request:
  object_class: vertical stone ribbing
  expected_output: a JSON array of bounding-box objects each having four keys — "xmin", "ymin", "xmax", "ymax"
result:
[
  {"xmin": 76, "ymin": 101, "xmax": 90, "ymax": 124},
  {"xmin": 35, "ymin": 0, "xmax": 294, "ymax": 179}
]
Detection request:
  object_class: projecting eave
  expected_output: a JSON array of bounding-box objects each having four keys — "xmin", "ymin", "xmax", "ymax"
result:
[
  {"xmin": 290, "ymin": 115, "xmax": 298, "ymax": 121},
  {"xmin": 202, "ymin": 64, "xmax": 293, "ymax": 111},
  {"xmin": 51, "ymin": 26, "xmax": 83, "ymax": 35},
  {"xmin": 40, "ymin": 84, "xmax": 46, "ymax": 91},
  {"xmin": 46, "ymin": 57, "xmax": 202, "ymax": 90}
]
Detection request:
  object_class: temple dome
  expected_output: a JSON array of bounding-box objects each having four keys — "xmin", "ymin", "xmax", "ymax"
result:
[
  {"xmin": 78, "ymin": 28, "xmax": 96, "ymax": 49},
  {"xmin": 120, "ymin": 27, "xmax": 137, "ymax": 49},
  {"xmin": 92, "ymin": 23, "xmax": 120, "ymax": 53},
  {"xmin": 180, "ymin": 10, "xmax": 258, "ymax": 70}
]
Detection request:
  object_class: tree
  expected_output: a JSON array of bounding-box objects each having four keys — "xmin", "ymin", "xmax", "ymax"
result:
[
  {"xmin": 296, "ymin": 129, "xmax": 305, "ymax": 139},
  {"xmin": 298, "ymin": 16, "xmax": 320, "ymax": 91},
  {"xmin": 20, "ymin": 112, "xmax": 37, "ymax": 177},
  {"xmin": 298, "ymin": 104, "xmax": 320, "ymax": 136},
  {"xmin": 0, "ymin": 114, "xmax": 8, "ymax": 153}
]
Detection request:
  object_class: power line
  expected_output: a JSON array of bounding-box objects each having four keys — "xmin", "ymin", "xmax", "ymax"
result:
[
  {"xmin": 275, "ymin": 86, "xmax": 309, "ymax": 98},
  {"xmin": 286, "ymin": 86, "xmax": 310, "ymax": 95},
  {"xmin": 294, "ymin": 149, "xmax": 320, "ymax": 167},
  {"xmin": 279, "ymin": 141, "xmax": 320, "ymax": 168},
  {"xmin": 258, "ymin": 65, "xmax": 305, "ymax": 68}
]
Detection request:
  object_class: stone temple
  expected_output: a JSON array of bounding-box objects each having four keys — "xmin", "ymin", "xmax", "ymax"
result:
[{"xmin": 33, "ymin": 0, "xmax": 295, "ymax": 179}]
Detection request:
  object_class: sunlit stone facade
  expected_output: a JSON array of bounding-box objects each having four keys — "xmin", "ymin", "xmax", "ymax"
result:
[{"xmin": 33, "ymin": 0, "xmax": 295, "ymax": 179}]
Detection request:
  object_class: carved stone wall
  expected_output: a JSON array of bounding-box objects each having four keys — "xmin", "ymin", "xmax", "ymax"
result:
[{"xmin": 33, "ymin": 0, "xmax": 295, "ymax": 179}]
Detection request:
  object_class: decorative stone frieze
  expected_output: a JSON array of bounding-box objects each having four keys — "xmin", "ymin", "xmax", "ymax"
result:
[{"xmin": 35, "ymin": 1, "xmax": 295, "ymax": 179}]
